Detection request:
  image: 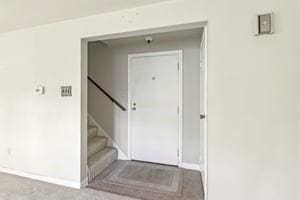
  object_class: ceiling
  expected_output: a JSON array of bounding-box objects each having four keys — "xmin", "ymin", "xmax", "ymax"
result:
[
  {"xmin": 101, "ymin": 28, "xmax": 203, "ymax": 47},
  {"xmin": 0, "ymin": 0, "xmax": 170, "ymax": 33}
]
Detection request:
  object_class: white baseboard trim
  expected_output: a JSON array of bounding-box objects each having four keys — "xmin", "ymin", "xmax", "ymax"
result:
[
  {"xmin": 180, "ymin": 162, "xmax": 202, "ymax": 171},
  {"xmin": 88, "ymin": 114, "xmax": 129, "ymax": 160},
  {"xmin": 0, "ymin": 166, "xmax": 81, "ymax": 189}
]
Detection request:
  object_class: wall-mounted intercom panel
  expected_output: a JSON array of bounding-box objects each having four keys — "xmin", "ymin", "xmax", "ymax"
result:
[{"xmin": 254, "ymin": 12, "xmax": 274, "ymax": 36}]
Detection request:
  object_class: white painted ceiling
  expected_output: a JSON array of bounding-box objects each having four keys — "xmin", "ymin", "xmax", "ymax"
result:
[
  {"xmin": 0, "ymin": 0, "xmax": 169, "ymax": 33},
  {"xmin": 101, "ymin": 28, "xmax": 203, "ymax": 47}
]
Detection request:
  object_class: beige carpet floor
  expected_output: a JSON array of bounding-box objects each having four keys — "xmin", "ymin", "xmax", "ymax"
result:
[
  {"xmin": 0, "ymin": 172, "xmax": 138, "ymax": 200},
  {"xmin": 88, "ymin": 161, "xmax": 204, "ymax": 200}
]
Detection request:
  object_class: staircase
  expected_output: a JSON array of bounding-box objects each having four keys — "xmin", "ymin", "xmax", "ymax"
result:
[{"xmin": 88, "ymin": 126, "xmax": 117, "ymax": 181}]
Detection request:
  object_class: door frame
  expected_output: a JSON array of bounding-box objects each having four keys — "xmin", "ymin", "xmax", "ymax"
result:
[
  {"xmin": 81, "ymin": 22, "xmax": 208, "ymax": 198},
  {"xmin": 127, "ymin": 50, "xmax": 183, "ymax": 166},
  {"xmin": 200, "ymin": 26, "xmax": 208, "ymax": 199}
]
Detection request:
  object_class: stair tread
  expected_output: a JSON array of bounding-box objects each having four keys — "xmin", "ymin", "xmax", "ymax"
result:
[
  {"xmin": 88, "ymin": 136, "xmax": 107, "ymax": 158},
  {"xmin": 88, "ymin": 135, "xmax": 107, "ymax": 143},
  {"xmin": 88, "ymin": 147, "xmax": 117, "ymax": 166}
]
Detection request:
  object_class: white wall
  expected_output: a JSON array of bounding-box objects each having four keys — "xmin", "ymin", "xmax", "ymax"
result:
[
  {"xmin": 0, "ymin": 0, "xmax": 298, "ymax": 199},
  {"xmin": 88, "ymin": 29, "xmax": 203, "ymax": 165},
  {"xmin": 0, "ymin": 28, "xmax": 82, "ymax": 186},
  {"xmin": 296, "ymin": 1, "xmax": 300, "ymax": 198}
]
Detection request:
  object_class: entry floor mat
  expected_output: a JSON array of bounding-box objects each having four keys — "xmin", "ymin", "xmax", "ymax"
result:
[{"xmin": 88, "ymin": 161, "xmax": 204, "ymax": 200}]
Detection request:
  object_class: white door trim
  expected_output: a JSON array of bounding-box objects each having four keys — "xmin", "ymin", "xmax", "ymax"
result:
[
  {"xmin": 200, "ymin": 26, "xmax": 208, "ymax": 200},
  {"xmin": 128, "ymin": 50, "xmax": 183, "ymax": 166}
]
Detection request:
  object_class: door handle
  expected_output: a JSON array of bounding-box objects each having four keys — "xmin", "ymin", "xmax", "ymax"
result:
[
  {"xmin": 132, "ymin": 102, "xmax": 137, "ymax": 111},
  {"xmin": 200, "ymin": 115, "xmax": 206, "ymax": 119}
]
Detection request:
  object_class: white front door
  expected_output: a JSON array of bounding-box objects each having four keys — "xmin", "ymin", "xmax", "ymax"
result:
[{"xmin": 129, "ymin": 51, "xmax": 181, "ymax": 166}]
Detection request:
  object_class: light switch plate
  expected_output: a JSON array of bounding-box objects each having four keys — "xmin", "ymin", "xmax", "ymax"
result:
[
  {"xmin": 61, "ymin": 86, "xmax": 72, "ymax": 97},
  {"xmin": 254, "ymin": 12, "xmax": 274, "ymax": 36}
]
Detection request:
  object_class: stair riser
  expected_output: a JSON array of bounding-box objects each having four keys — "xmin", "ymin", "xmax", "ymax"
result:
[
  {"xmin": 88, "ymin": 128, "xmax": 98, "ymax": 140},
  {"xmin": 88, "ymin": 149, "xmax": 117, "ymax": 181},
  {"xmin": 88, "ymin": 139, "xmax": 107, "ymax": 158}
]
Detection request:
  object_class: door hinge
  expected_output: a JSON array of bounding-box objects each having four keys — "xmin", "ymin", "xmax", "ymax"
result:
[
  {"xmin": 177, "ymin": 62, "xmax": 180, "ymax": 71},
  {"xmin": 177, "ymin": 149, "xmax": 179, "ymax": 157},
  {"xmin": 177, "ymin": 106, "xmax": 179, "ymax": 114}
]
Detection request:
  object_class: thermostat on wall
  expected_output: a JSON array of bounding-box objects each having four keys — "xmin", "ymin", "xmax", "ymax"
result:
[
  {"xmin": 35, "ymin": 85, "xmax": 45, "ymax": 95},
  {"xmin": 254, "ymin": 12, "xmax": 274, "ymax": 36}
]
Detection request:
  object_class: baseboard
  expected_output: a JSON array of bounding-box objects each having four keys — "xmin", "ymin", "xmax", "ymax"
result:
[
  {"xmin": 0, "ymin": 166, "xmax": 81, "ymax": 189},
  {"xmin": 88, "ymin": 114, "xmax": 129, "ymax": 160},
  {"xmin": 180, "ymin": 162, "xmax": 202, "ymax": 171}
]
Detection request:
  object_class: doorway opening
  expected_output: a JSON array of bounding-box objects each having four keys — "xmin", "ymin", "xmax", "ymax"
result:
[{"xmin": 81, "ymin": 22, "xmax": 208, "ymax": 200}]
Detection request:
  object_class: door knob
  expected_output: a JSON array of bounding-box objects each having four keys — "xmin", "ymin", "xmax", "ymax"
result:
[{"xmin": 132, "ymin": 102, "xmax": 137, "ymax": 111}]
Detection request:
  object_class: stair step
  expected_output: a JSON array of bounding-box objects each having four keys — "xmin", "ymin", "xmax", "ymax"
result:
[
  {"xmin": 88, "ymin": 136, "xmax": 107, "ymax": 158},
  {"xmin": 88, "ymin": 147, "xmax": 117, "ymax": 181},
  {"xmin": 88, "ymin": 126, "xmax": 98, "ymax": 140}
]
